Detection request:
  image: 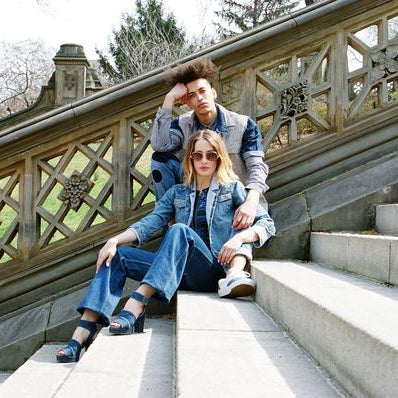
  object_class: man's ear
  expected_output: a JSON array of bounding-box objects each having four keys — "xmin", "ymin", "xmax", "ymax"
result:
[{"xmin": 212, "ymin": 87, "xmax": 218, "ymax": 101}]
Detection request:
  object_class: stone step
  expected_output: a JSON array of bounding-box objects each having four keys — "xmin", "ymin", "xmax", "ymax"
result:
[
  {"xmin": 176, "ymin": 291, "xmax": 341, "ymax": 398},
  {"xmin": 376, "ymin": 204, "xmax": 398, "ymax": 235},
  {"xmin": 252, "ymin": 260, "xmax": 398, "ymax": 398},
  {"xmin": 54, "ymin": 318, "xmax": 174, "ymax": 397},
  {"xmin": 0, "ymin": 344, "xmax": 75, "ymax": 397},
  {"xmin": 0, "ymin": 318, "xmax": 174, "ymax": 398},
  {"xmin": 310, "ymin": 231, "xmax": 398, "ymax": 284}
]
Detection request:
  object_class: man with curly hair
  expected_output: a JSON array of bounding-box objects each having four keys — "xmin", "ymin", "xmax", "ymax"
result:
[{"xmin": 150, "ymin": 57, "xmax": 269, "ymax": 232}]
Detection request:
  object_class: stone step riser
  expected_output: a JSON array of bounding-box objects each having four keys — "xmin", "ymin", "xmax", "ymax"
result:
[
  {"xmin": 252, "ymin": 260, "xmax": 398, "ymax": 398},
  {"xmin": 310, "ymin": 232, "xmax": 398, "ymax": 284},
  {"xmin": 376, "ymin": 204, "xmax": 398, "ymax": 235}
]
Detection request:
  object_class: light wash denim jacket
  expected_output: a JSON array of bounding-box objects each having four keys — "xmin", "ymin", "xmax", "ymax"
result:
[{"xmin": 130, "ymin": 177, "xmax": 276, "ymax": 262}]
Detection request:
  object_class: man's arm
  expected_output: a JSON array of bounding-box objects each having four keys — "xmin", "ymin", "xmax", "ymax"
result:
[
  {"xmin": 233, "ymin": 118, "xmax": 269, "ymax": 230},
  {"xmin": 150, "ymin": 84, "xmax": 187, "ymax": 152}
]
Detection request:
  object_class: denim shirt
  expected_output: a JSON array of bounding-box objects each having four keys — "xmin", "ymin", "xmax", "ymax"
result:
[{"xmin": 129, "ymin": 177, "xmax": 276, "ymax": 262}]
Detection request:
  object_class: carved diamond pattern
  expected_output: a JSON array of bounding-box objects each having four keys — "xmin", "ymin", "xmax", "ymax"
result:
[
  {"xmin": 130, "ymin": 119, "xmax": 155, "ymax": 210},
  {"xmin": 35, "ymin": 133, "xmax": 114, "ymax": 248},
  {"xmin": 255, "ymin": 44, "xmax": 331, "ymax": 153},
  {"xmin": 347, "ymin": 18, "xmax": 398, "ymax": 120},
  {"xmin": 0, "ymin": 170, "xmax": 21, "ymax": 263}
]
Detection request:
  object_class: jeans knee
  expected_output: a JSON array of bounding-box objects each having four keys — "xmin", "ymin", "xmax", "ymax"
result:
[{"xmin": 168, "ymin": 223, "xmax": 190, "ymax": 234}]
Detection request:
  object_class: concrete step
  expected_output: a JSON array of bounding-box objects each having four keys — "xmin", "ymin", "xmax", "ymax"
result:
[
  {"xmin": 252, "ymin": 260, "xmax": 398, "ymax": 398},
  {"xmin": 311, "ymin": 231, "xmax": 398, "ymax": 284},
  {"xmin": 54, "ymin": 318, "xmax": 174, "ymax": 397},
  {"xmin": 0, "ymin": 318, "xmax": 174, "ymax": 398},
  {"xmin": 0, "ymin": 344, "xmax": 75, "ymax": 397},
  {"xmin": 376, "ymin": 204, "xmax": 398, "ymax": 235},
  {"xmin": 176, "ymin": 291, "xmax": 342, "ymax": 398}
]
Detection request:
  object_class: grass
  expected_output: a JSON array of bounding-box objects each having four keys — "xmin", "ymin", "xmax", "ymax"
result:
[{"xmin": 0, "ymin": 141, "xmax": 155, "ymax": 261}]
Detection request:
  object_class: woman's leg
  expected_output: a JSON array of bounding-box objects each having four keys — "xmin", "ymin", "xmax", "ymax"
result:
[
  {"xmin": 111, "ymin": 223, "xmax": 225, "ymax": 326},
  {"xmin": 77, "ymin": 246, "xmax": 156, "ymax": 326}
]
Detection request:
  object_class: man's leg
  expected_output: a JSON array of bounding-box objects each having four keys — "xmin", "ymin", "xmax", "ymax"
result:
[{"xmin": 151, "ymin": 152, "xmax": 182, "ymax": 200}]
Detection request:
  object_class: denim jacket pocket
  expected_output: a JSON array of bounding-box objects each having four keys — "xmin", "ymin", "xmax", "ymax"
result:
[
  {"xmin": 174, "ymin": 198, "xmax": 186, "ymax": 207},
  {"xmin": 217, "ymin": 192, "xmax": 232, "ymax": 202}
]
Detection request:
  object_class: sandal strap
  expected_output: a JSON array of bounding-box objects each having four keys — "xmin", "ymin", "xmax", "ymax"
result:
[
  {"xmin": 77, "ymin": 319, "xmax": 97, "ymax": 334},
  {"xmin": 61, "ymin": 339, "xmax": 81, "ymax": 355},
  {"xmin": 131, "ymin": 291, "xmax": 150, "ymax": 306}
]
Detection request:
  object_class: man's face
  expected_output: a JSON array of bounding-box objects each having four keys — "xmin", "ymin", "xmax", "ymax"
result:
[{"xmin": 186, "ymin": 78, "xmax": 217, "ymax": 117}]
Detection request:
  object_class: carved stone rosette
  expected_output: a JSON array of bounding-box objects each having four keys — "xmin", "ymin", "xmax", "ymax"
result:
[
  {"xmin": 59, "ymin": 171, "xmax": 93, "ymax": 210},
  {"xmin": 280, "ymin": 81, "xmax": 310, "ymax": 119},
  {"xmin": 370, "ymin": 45, "xmax": 398, "ymax": 82}
]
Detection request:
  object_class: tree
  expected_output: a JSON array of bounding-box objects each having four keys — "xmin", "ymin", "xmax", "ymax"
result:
[
  {"xmin": 96, "ymin": 0, "xmax": 203, "ymax": 83},
  {"xmin": 0, "ymin": 40, "xmax": 55, "ymax": 117},
  {"xmin": 216, "ymin": 0, "xmax": 299, "ymax": 39}
]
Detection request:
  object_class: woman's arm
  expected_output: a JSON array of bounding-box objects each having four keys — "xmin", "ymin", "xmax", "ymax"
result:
[
  {"xmin": 217, "ymin": 228, "xmax": 259, "ymax": 265},
  {"xmin": 95, "ymin": 229, "xmax": 137, "ymax": 273}
]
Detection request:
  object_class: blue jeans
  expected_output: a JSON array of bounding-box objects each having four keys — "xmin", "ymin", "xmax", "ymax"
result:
[
  {"xmin": 78, "ymin": 224, "xmax": 225, "ymax": 326},
  {"xmin": 151, "ymin": 153, "xmax": 182, "ymax": 201}
]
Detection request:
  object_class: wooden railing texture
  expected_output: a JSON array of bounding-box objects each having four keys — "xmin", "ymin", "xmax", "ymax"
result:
[{"xmin": 0, "ymin": 0, "xmax": 397, "ymax": 306}]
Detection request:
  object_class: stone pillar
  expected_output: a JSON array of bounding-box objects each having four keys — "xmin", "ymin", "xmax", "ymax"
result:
[{"xmin": 53, "ymin": 44, "xmax": 90, "ymax": 106}]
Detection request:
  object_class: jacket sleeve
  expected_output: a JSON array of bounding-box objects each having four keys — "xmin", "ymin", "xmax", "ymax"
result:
[
  {"xmin": 150, "ymin": 108, "xmax": 184, "ymax": 152},
  {"xmin": 232, "ymin": 181, "xmax": 276, "ymax": 248},
  {"xmin": 129, "ymin": 187, "xmax": 175, "ymax": 244},
  {"xmin": 240, "ymin": 118, "xmax": 269, "ymax": 194}
]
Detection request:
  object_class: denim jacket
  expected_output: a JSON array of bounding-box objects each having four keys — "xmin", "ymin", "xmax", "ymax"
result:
[
  {"xmin": 130, "ymin": 177, "xmax": 275, "ymax": 262},
  {"xmin": 151, "ymin": 104, "xmax": 269, "ymax": 194}
]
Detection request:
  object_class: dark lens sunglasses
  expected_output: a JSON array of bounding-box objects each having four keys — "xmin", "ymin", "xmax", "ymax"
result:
[{"xmin": 190, "ymin": 151, "xmax": 219, "ymax": 161}]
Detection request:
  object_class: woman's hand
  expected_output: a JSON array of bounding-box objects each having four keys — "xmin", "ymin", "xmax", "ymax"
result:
[
  {"xmin": 95, "ymin": 237, "xmax": 118, "ymax": 273},
  {"xmin": 218, "ymin": 236, "xmax": 243, "ymax": 265}
]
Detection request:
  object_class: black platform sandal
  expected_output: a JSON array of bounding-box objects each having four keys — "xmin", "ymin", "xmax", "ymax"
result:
[
  {"xmin": 56, "ymin": 319, "xmax": 98, "ymax": 363},
  {"xmin": 109, "ymin": 291, "xmax": 150, "ymax": 335}
]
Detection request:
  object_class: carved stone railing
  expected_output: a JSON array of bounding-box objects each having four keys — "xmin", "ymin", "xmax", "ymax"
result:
[{"xmin": 0, "ymin": 0, "xmax": 398, "ymax": 314}]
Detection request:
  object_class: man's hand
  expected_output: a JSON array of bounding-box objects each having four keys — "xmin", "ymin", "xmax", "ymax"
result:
[
  {"xmin": 95, "ymin": 237, "xmax": 118, "ymax": 273},
  {"xmin": 218, "ymin": 236, "xmax": 243, "ymax": 265},
  {"xmin": 232, "ymin": 190, "xmax": 260, "ymax": 230},
  {"xmin": 163, "ymin": 83, "xmax": 188, "ymax": 108}
]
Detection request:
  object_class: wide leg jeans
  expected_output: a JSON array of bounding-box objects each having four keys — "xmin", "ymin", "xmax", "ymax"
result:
[{"xmin": 77, "ymin": 224, "xmax": 225, "ymax": 325}]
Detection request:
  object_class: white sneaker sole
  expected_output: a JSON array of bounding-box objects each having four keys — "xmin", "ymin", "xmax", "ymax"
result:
[{"xmin": 218, "ymin": 279, "xmax": 256, "ymax": 298}]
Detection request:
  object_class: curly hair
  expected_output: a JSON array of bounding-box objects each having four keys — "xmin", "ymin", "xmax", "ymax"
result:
[{"xmin": 165, "ymin": 58, "xmax": 219, "ymax": 86}]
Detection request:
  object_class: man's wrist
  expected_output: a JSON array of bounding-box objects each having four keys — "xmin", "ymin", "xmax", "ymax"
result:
[
  {"xmin": 246, "ymin": 189, "xmax": 260, "ymax": 203},
  {"xmin": 163, "ymin": 94, "xmax": 175, "ymax": 109}
]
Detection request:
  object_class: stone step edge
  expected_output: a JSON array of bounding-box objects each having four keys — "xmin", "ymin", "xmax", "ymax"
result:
[
  {"xmin": 310, "ymin": 231, "xmax": 398, "ymax": 285},
  {"xmin": 252, "ymin": 260, "xmax": 398, "ymax": 398}
]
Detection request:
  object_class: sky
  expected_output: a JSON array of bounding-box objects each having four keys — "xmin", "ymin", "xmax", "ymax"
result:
[
  {"xmin": 1, "ymin": 0, "xmax": 306, "ymax": 60},
  {"xmin": 1, "ymin": 0, "xmax": 218, "ymax": 59}
]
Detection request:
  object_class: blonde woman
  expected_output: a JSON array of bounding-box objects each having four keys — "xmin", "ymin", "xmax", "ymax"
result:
[{"xmin": 57, "ymin": 130, "xmax": 275, "ymax": 363}]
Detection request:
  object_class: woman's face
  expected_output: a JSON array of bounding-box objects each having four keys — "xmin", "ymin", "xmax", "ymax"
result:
[{"xmin": 191, "ymin": 138, "xmax": 218, "ymax": 178}]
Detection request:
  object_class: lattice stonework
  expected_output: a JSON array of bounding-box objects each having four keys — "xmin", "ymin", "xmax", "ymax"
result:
[
  {"xmin": 34, "ymin": 132, "xmax": 114, "ymax": 247},
  {"xmin": 347, "ymin": 14, "xmax": 398, "ymax": 120},
  {"xmin": 0, "ymin": 169, "xmax": 21, "ymax": 263},
  {"xmin": 129, "ymin": 117, "xmax": 156, "ymax": 209},
  {"xmin": 255, "ymin": 43, "xmax": 332, "ymax": 153}
]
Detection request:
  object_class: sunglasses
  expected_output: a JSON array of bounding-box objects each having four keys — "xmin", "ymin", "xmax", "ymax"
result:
[{"xmin": 190, "ymin": 151, "xmax": 219, "ymax": 162}]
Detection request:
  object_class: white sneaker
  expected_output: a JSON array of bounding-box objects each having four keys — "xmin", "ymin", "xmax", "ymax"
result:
[{"xmin": 218, "ymin": 270, "xmax": 256, "ymax": 298}]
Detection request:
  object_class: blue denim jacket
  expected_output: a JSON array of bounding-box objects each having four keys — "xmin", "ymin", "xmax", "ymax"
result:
[{"xmin": 130, "ymin": 177, "xmax": 275, "ymax": 261}]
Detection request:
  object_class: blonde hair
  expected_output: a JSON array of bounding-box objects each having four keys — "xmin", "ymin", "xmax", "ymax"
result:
[{"xmin": 183, "ymin": 130, "xmax": 238, "ymax": 186}]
